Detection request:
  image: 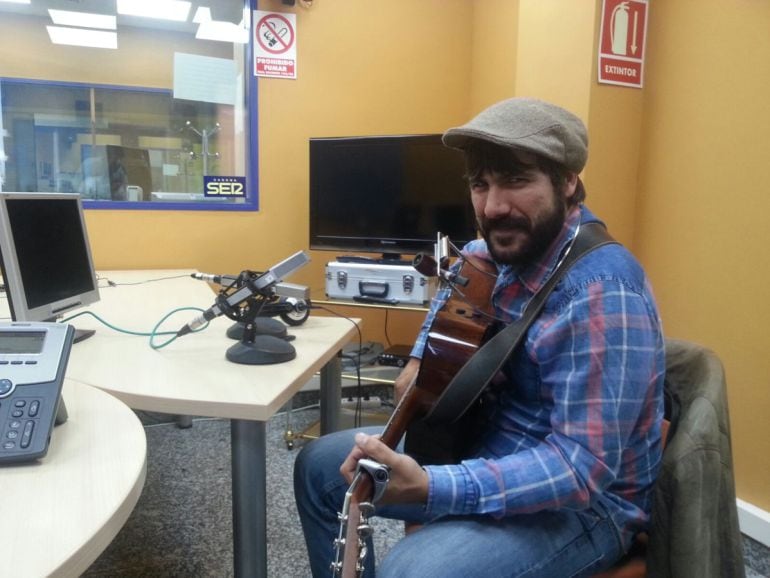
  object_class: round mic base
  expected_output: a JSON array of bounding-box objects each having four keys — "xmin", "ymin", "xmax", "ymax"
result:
[
  {"xmin": 226, "ymin": 318, "xmax": 288, "ymax": 340},
  {"xmin": 225, "ymin": 336, "xmax": 297, "ymax": 365}
]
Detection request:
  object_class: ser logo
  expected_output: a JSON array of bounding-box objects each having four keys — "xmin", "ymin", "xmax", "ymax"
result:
[{"xmin": 203, "ymin": 176, "xmax": 247, "ymax": 198}]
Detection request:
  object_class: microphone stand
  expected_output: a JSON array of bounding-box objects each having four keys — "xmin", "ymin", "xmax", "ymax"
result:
[
  {"xmin": 208, "ymin": 270, "xmax": 309, "ymax": 342},
  {"xmin": 177, "ymin": 251, "xmax": 310, "ymax": 364},
  {"xmin": 224, "ymin": 292, "xmax": 297, "ymax": 366}
]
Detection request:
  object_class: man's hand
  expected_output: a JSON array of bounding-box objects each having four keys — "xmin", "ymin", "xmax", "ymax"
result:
[
  {"xmin": 340, "ymin": 432, "xmax": 429, "ymax": 505},
  {"xmin": 393, "ymin": 357, "xmax": 421, "ymax": 402}
]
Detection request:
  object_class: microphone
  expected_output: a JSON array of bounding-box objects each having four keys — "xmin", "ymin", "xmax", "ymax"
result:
[
  {"xmin": 412, "ymin": 253, "xmax": 439, "ymax": 278},
  {"xmin": 412, "ymin": 253, "xmax": 469, "ymax": 287},
  {"xmin": 177, "ymin": 251, "xmax": 310, "ymax": 337},
  {"xmin": 190, "ymin": 272, "xmax": 238, "ymax": 285}
]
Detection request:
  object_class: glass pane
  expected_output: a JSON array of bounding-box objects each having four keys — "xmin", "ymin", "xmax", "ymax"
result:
[
  {"xmin": 1, "ymin": 82, "xmax": 92, "ymax": 194},
  {"xmin": 0, "ymin": 0, "xmax": 253, "ymax": 211}
]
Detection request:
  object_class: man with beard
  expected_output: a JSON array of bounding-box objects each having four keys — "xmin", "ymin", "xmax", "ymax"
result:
[{"xmin": 294, "ymin": 98, "xmax": 665, "ymax": 577}]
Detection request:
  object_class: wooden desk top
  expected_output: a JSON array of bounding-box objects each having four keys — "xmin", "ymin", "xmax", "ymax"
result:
[
  {"xmin": 0, "ymin": 380, "xmax": 146, "ymax": 577},
  {"xmin": 66, "ymin": 270, "xmax": 361, "ymax": 421}
]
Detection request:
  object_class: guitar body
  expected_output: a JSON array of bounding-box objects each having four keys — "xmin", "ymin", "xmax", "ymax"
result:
[
  {"xmin": 404, "ymin": 254, "xmax": 498, "ymax": 464},
  {"xmin": 333, "ymin": 254, "xmax": 498, "ymax": 577},
  {"xmin": 413, "ymin": 254, "xmax": 498, "ymax": 402}
]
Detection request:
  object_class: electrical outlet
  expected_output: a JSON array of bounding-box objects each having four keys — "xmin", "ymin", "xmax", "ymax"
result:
[{"xmin": 341, "ymin": 396, "xmax": 382, "ymax": 410}]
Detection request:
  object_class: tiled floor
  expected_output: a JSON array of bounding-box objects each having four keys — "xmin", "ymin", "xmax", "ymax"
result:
[{"xmin": 744, "ymin": 534, "xmax": 770, "ymax": 577}]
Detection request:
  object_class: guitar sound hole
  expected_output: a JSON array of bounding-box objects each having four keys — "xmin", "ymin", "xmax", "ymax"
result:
[{"xmin": 455, "ymin": 308, "xmax": 467, "ymax": 315}]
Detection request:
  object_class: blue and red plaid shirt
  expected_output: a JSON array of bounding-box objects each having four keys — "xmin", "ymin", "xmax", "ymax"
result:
[{"xmin": 411, "ymin": 205, "xmax": 665, "ymax": 548}]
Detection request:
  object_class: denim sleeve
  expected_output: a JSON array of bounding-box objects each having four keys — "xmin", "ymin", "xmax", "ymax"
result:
[{"xmin": 409, "ymin": 285, "xmax": 450, "ymax": 359}]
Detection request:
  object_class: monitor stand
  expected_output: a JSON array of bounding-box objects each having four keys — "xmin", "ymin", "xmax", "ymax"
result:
[
  {"xmin": 73, "ymin": 328, "xmax": 96, "ymax": 343},
  {"xmin": 335, "ymin": 253, "xmax": 411, "ymax": 266},
  {"xmin": 379, "ymin": 253, "xmax": 410, "ymax": 265},
  {"xmin": 49, "ymin": 316, "xmax": 94, "ymax": 344}
]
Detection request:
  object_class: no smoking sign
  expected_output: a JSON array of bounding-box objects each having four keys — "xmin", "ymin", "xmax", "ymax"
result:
[{"xmin": 254, "ymin": 11, "xmax": 297, "ymax": 79}]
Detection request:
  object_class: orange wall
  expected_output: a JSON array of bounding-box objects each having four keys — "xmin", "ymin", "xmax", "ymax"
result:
[
  {"xmin": 635, "ymin": 0, "xmax": 770, "ymax": 510},
  {"xmin": 468, "ymin": 0, "xmax": 518, "ymax": 114}
]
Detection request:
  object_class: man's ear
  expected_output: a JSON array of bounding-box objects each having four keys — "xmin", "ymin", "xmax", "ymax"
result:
[{"xmin": 564, "ymin": 172, "xmax": 578, "ymax": 199}]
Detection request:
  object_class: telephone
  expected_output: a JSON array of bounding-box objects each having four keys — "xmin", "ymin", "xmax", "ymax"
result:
[{"xmin": 0, "ymin": 322, "xmax": 74, "ymax": 464}]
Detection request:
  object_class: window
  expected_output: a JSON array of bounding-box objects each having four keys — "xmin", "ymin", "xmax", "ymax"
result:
[{"xmin": 0, "ymin": 1, "xmax": 255, "ymax": 211}]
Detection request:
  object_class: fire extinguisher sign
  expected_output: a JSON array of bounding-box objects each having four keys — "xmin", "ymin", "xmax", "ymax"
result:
[{"xmin": 598, "ymin": 0, "xmax": 649, "ymax": 88}]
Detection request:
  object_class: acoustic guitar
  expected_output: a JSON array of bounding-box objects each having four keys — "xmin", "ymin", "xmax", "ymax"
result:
[{"xmin": 331, "ymin": 253, "xmax": 498, "ymax": 577}]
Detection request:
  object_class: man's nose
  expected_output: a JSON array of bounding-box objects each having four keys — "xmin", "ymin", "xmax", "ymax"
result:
[{"xmin": 484, "ymin": 185, "xmax": 511, "ymax": 219}]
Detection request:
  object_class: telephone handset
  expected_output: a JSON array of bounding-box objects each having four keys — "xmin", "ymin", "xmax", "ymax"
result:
[{"xmin": 0, "ymin": 322, "xmax": 75, "ymax": 464}]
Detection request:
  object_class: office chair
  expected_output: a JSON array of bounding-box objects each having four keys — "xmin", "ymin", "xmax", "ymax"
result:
[{"xmin": 595, "ymin": 339, "xmax": 745, "ymax": 578}]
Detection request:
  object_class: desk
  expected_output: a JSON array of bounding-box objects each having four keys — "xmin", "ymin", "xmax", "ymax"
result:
[
  {"xmin": 0, "ymin": 380, "xmax": 147, "ymax": 577},
  {"xmin": 65, "ymin": 270, "xmax": 359, "ymax": 578}
]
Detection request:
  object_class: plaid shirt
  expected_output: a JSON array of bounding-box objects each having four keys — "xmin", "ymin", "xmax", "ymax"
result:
[{"xmin": 411, "ymin": 205, "xmax": 665, "ymax": 547}]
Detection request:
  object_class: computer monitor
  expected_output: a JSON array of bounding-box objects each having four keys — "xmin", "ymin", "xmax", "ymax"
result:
[{"xmin": 0, "ymin": 192, "xmax": 100, "ymax": 341}]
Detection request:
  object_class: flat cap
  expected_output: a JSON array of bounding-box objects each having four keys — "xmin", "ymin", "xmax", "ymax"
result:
[{"xmin": 442, "ymin": 97, "xmax": 588, "ymax": 173}]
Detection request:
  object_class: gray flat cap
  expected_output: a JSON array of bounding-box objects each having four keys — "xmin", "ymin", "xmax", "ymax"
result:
[{"xmin": 442, "ymin": 98, "xmax": 588, "ymax": 173}]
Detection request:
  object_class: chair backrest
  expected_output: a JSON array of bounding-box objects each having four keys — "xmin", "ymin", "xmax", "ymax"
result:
[{"xmin": 646, "ymin": 339, "xmax": 745, "ymax": 578}]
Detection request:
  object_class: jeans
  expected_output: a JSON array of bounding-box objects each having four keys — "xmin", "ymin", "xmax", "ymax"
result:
[{"xmin": 294, "ymin": 427, "xmax": 625, "ymax": 578}]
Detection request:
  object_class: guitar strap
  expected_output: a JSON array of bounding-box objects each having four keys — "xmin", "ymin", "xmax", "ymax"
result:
[{"xmin": 424, "ymin": 221, "xmax": 617, "ymax": 426}]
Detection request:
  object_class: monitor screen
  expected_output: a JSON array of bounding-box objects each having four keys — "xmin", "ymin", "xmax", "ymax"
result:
[
  {"xmin": 309, "ymin": 134, "xmax": 477, "ymax": 257},
  {"xmin": 0, "ymin": 192, "xmax": 100, "ymax": 325}
]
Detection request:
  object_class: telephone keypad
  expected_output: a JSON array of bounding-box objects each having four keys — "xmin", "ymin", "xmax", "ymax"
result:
[{"xmin": 1, "ymin": 396, "xmax": 44, "ymax": 455}]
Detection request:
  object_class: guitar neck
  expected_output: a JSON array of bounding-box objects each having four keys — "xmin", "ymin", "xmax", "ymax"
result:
[
  {"xmin": 378, "ymin": 377, "xmax": 432, "ymax": 450},
  {"xmin": 337, "ymin": 384, "xmax": 429, "ymax": 578}
]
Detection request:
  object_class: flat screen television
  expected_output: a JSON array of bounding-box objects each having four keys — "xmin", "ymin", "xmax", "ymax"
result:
[
  {"xmin": 0, "ymin": 192, "xmax": 100, "ymax": 341},
  {"xmin": 309, "ymin": 134, "xmax": 477, "ymax": 258}
]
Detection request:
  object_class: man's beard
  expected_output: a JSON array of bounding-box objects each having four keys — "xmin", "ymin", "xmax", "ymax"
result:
[{"xmin": 477, "ymin": 197, "xmax": 567, "ymax": 267}]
